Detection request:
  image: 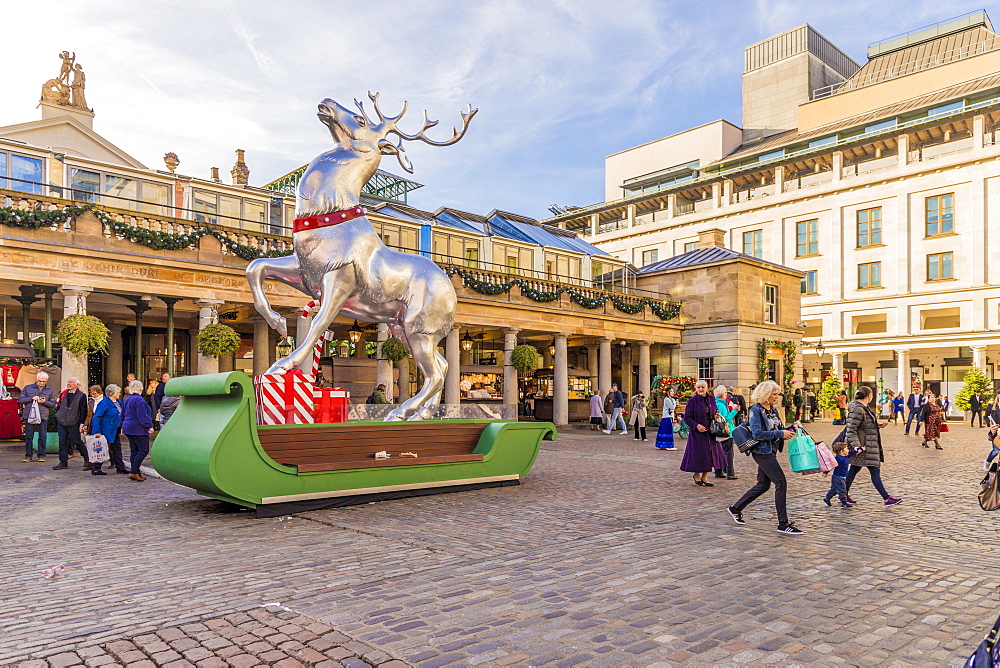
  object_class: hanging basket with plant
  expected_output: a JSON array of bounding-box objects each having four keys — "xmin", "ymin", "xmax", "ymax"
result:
[
  {"xmin": 381, "ymin": 336, "xmax": 410, "ymax": 363},
  {"xmin": 55, "ymin": 314, "xmax": 109, "ymax": 356},
  {"xmin": 510, "ymin": 344, "xmax": 540, "ymax": 374},
  {"xmin": 197, "ymin": 323, "xmax": 240, "ymax": 358}
]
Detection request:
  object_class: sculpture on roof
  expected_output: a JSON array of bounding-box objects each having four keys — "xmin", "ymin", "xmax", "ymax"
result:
[
  {"xmin": 247, "ymin": 92, "xmax": 477, "ymax": 420},
  {"xmin": 40, "ymin": 51, "xmax": 90, "ymax": 111}
]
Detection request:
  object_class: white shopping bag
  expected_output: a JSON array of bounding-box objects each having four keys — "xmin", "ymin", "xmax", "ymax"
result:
[{"xmin": 85, "ymin": 434, "xmax": 110, "ymax": 463}]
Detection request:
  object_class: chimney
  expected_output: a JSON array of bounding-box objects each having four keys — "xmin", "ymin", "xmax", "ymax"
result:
[
  {"xmin": 698, "ymin": 228, "xmax": 726, "ymax": 249},
  {"xmin": 231, "ymin": 149, "xmax": 250, "ymax": 186},
  {"xmin": 210, "ymin": 167, "xmax": 221, "ymax": 183}
]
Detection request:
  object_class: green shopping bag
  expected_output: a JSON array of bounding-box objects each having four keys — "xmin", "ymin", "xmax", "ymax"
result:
[{"xmin": 787, "ymin": 428, "xmax": 820, "ymax": 473}]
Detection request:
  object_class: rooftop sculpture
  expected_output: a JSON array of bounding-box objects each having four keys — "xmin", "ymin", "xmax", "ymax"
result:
[{"xmin": 40, "ymin": 51, "xmax": 90, "ymax": 111}]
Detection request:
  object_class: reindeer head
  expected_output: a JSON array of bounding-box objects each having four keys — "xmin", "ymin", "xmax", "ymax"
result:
[{"xmin": 317, "ymin": 92, "xmax": 478, "ymax": 174}]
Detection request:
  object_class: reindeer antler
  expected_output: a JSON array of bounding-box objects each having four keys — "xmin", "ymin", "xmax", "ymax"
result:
[
  {"xmin": 355, "ymin": 91, "xmax": 408, "ymax": 131},
  {"xmin": 393, "ymin": 104, "xmax": 479, "ymax": 147}
]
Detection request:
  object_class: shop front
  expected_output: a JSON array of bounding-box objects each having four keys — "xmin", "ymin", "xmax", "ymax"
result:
[{"xmin": 532, "ymin": 368, "xmax": 593, "ymax": 422}]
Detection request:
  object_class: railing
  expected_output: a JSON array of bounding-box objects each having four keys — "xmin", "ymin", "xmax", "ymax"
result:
[
  {"xmin": 908, "ymin": 135, "xmax": 975, "ymax": 162},
  {"xmin": 783, "ymin": 171, "xmax": 833, "ymax": 192},
  {"xmin": 811, "ymin": 32, "xmax": 1000, "ymax": 99},
  {"xmin": 731, "ymin": 184, "xmax": 775, "ymax": 204},
  {"xmin": 841, "ymin": 154, "xmax": 898, "ymax": 178}
]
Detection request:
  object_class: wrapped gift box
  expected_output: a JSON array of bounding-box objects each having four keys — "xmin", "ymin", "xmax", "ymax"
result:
[
  {"xmin": 253, "ymin": 369, "xmax": 315, "ymax": 425},
  {"xmin": 314, "ymin": 387, "xmax": 349, "ymax": 423}
]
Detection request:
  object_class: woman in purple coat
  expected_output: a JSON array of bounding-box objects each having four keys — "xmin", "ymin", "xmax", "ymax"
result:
[{"xmin": 681, "ymin": 380, "xmax": 722, "ymax": 486}]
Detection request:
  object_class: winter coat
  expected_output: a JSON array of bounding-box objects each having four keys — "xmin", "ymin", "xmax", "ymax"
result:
[
  {"xmin": 17, "ymin": 383, "xmax": 56, "ymax": 421},
  {"xmin": 158, "ymin": 396, "xmax": 180, "ymax": 424},
  {"xmin": 846, "ymin": 400, "xmax": 884, "ymax": 466},
  {"xmin": 90, "ymin": 396, "xmax": 123, "ymax": 442},
  {"xmin": 56, "ymin": 389, "xmax": 88, "ymax": 427},
  {"xmin": 122, "ymin": 392, "xmax": 154, "ymax": 436},
  {"xmin": 629, "ymin": 395, "xmax": 648, "ymax": 426}
]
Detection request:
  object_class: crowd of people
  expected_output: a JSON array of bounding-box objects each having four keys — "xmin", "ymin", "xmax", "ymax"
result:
[{"xmin": 18, "ymin": 371, "xmax": 177, "ymax": 482}]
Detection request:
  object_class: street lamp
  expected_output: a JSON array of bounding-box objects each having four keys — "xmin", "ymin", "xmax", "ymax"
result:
[
  {"xmin": 348, "ymin": 320, "xmax": 364, "ymax": 344},
  {"xmin": 548, "ymin": 339, "xmax": 556, "ymax": 356},
  {"xmin": 275, "ymin": 337, "xmax": 292, "ymax": 358},
  {"xmin": 815, "ymin": 339, "xmax": 826, "ymax": 358},
  {"xmin": 461, "ymin": 332, "xmax": 475, "ymax": 352}
]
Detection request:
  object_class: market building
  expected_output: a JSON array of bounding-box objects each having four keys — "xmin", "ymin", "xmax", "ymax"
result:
[{"xmin": 544, "ymin": 10, "xmax": 1000, "ymax": 414}]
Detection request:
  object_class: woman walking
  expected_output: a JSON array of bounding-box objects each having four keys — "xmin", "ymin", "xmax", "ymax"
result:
[
  {"xmin": 921, "ymin": 392, "xmax": 944, "ymax": 449},
  {"xmin": 589, "ymin": 390, "xmax": 604, "ymax": 431},
  {"xmin": 90, "ymin": 384, "xmax": 126, "ymax": 475},
  {"xmin": 681, "ymin": 380, "xmax": 719, "ymax": 486},
  {"xmin": 726, "ymin": 380, "xmax": 803, "ymax": 535},
  {"xmin": 845, "ymin": 386, "xmax": 902, "ymax": 505},
  {"xmin": 630, "ymin": 391, "xmax": 648, "ymax": 441},
  {"xmin": 714, "ymin": 385, "xmax": 738, "ymax": 480},
  {"xmin": 655, "ymin": 387, "xmax": 678, "ymax": 450},
  {"xmin": 891, "ymin": 391, "xmax": 904, "ymax": 424},
  {"xmin": 122, "ymin": 379, "xmax": 154, "ymax": 482}
]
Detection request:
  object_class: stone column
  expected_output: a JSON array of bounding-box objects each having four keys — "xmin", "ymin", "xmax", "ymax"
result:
[
  {"xmin": 161, "ymin": 297, "xmax": 182, "ymax": 377},
  {"xmin": 599, "ymin": 336, "xmax": 612, "ymax": 394},
  {"xmin": 553, "ymin": 334, "xmax": 569, "ymax": 426},
  {"xmin": 898, "ymin": 133, "xmax": 909, "ymax": 167},
  {"xmin": 60, "ymin": 286, "xmax": 92, "ymax": 384},
  {"xmin": 252, "ymin": 316, "xmax": 272, "ymax": 376},
  {"xmin": 196, "ymin": 299, "xmax": 224, "ymax": 375},
  {"xmin": 832, "ymin": 151, "xmax": 843, "ymax": 181},
  {"xmin": 896, "ymin": 349, "xmax": 910, "ymax": 396},
  {"xmin": 638, "ymin": 342, "xmax": 651, "ymax": 396},
  {"xmin": 590, "ymin": 213, "xmax": 599, "ymax": 236},
  {"xmin": 973, "ymin": 345, "xmax": 987, "ymax": 374},
  {"xmin": 503, "ymin": 328, "xmax": 520, "ymax": 413},
  {"xmin": 588, "ymin": 346, "xmax": 599, "ymax": 395},
  {"xmin": 395, "ymin": 357, "xmax": 411, "ymax": 403},
  {"xmin": 376, "ymin": 323, "xmax": 393, "ymax": 402},
  {"xmin": 296, "ymin": 313, "xmax": 312, "ymax": 375},
  {"xmin": 445, "ymin": 326, "xmax": 461, "ymax": 404},
  {"xmin": 14, "ymin": 286, "xmax": 39, "ymax": 346},
  {"xmin": 40, "ymin": 286, "xmax": 56, "ymax": 357},
  {"xmin": 831, "ymin": 352, "xmax": 844, "ymax": 386},
  {"xmin": 974, "ymin": 113, "xmax": 986, "ymax": 149},
  {"xmin": 125, "ymin": 302, "xmax": 151, "ymax": 381},
  {"xmin": 107, "ymin": 324, "xmax": 124, "ymax": 387}
]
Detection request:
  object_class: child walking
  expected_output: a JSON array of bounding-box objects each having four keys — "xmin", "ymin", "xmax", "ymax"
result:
[{"xmin": 824, "ymin": 441, "xmax": 865, "ymax": 508}]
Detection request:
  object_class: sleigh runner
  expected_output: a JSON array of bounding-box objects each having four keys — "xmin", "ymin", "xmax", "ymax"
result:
[{"xmin": 153, "ymin": 373, "xmax": 555, "ymax": 517}]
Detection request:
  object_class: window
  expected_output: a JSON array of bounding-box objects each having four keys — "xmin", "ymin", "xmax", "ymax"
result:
[
  {"xmin": 244, "ymin": 201, "xmax": 266, "ymax": 232},
  {"xmin": 764, "ymin": 284, "xmax": 777, "ymax": 324},
  {"xmin": 142, "ymin": 182, "xmax": 170, "ymax": 216},
  {"xmin": 743, "ymin": 230, "xmax": 762, "ymax": 259},
  {"xmin": 0, "ymin": 152, "xmax": 7, "ymax": 188},
  {"xmin": 865, "ymin": 119, "xmax": 897, "ymax": 135},
  {"xmin": 193, "ymin": 191, "xmax": 218, "ymax": 224},
  {"xmin": 10, "ymin": 154, "xmax": 42, "ymax": 194},
  {"xmin": 759, "ymin": 149, "xmax": 784, "ymax": 163},
  {"xmin": 219, "ymin": 195, "xmax": 241, "ymax": 225},
  {"xmin": 858, "ymin": 262, "xmax": 881, "ymax": 288},
  {"xmin": 70, "ymin": 168, "xmax": 100, "ymax": 203},
  {"xmin": 803, "ymin": 319, "xmax": 823, "ymax": 338},
  {"xmin": 927, "ymin": 252, "xmax": 954, "ymax": 280},
  {"xmin": 852, "ymin": 314, "xmax": 887, "ymax": 335},
  {"xmin": 641, "ymin": 249, "xmax": 658, "ymax": 265},
  {"xmin": 698, "ymin": 358, "xmax": 714, "ymax": 386},
  {"xmin": 796, "ymin": 219, "xmax": 818, "ymax": 256},
  {"xmin": 683, "ymin": 241, "xmax": 698, "ymax": 253},
  {"xmin": 920, "ymin": 307, "xmax": 961, "ymax": 330},
  {"xmin": 801, "ymin": 270, "xmax": 817, "ymax": 294},
  {"xmin": 464, "ymin": 246, "xmax": 479, "ymax": 268},
  {"xmin": 925, "ymin": 194, "xmax": 954, "ymax": 236},
  {"xmin": 856, "ymin": 207, "xmax": 882, "ymax": 247},
  {"xmin": 104, "ymin": 175, "xmax": 136, "ymax": 206},
  {"xmin": 591, "ymin": 260, "xmax": 604, "ymax": 280}
]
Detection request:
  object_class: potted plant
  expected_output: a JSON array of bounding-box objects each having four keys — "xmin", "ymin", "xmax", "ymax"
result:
[
  {"xmin": 197, "ymin": 323, "xmax": 240, "ymax": 358},
  {"xmin": 510, "ymin": 344, "xmax": 540, "ymax": 374},
  {"xmin": 380, "ymin": 336, "xmax": 409, "ymax": 363},
  {"xmin": 55, "ymin": 314, "xmax": 109, "ymax": 355}
]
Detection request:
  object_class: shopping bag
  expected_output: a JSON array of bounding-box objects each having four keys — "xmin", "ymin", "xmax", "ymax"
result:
[
  {"xmin": 941, "ymin": 422, "xmax": 950, "ymax": 432},
  {"xmin": 787, "ymin": 428, "xmax": 820, "ymax": 473},
  {"xmin": 85, "ymin": 434, "xmax": 110, "ymax": 463},
  {"xmin": 813, "ymin": 440, "xmax": 836, "ymax": 473},
  {"xmin": 26, "ymin": 400, "xmax": 41, "ymax": 424}
]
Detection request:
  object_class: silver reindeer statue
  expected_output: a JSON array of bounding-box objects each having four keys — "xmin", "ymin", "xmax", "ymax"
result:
[{"xmin": 247, "ymin": 93, "xmax": 477, "ymax": 421}]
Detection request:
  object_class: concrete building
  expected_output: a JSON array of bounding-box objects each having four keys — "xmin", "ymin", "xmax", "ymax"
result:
[{"xmin": 544, "ymin": 10, "xmax": 1000, "ymax": 412}]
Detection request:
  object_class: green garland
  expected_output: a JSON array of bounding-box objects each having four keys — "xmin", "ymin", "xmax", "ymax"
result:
[
  {"xmin": 0, "ymin": 204, "xmax": 291, "ymax": 262},
  {"xmin": 758, "ymin": 339, "xmax": 797, "ymax": 390},
  {"xmin": 445, "ymin": 267, "xmax": 681, "ymax": 322}
]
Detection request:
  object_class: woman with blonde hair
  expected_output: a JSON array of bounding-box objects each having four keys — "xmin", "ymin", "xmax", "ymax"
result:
[{"xmin": 726, "ymin": 380, "xmax": 803, "ymax": 535}]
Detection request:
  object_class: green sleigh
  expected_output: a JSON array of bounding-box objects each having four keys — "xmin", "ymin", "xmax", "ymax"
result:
[{"xmin": 152, "ymin": 372, "xmax": 555, "ymax": 517}]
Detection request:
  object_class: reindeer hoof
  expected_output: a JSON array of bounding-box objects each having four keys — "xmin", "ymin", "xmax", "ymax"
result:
[{"xmin": 265, "ymin": 360, "xmax": 293, "ymax": 375}]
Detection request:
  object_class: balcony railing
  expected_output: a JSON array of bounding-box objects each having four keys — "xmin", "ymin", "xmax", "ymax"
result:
[{"xmin": 908, "ymin": 135, "xmax": 974, "ymax": 162}]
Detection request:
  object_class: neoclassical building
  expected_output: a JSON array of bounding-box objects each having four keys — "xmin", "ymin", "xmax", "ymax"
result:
[{"xmin": 544, "ymin": 10, "xmax": 1000, "ymax": 409}]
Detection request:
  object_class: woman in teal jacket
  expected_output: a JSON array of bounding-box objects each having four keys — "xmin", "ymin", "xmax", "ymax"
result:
[
  {"xmin": 714, "ymin": 385, "xmax": 739, "ymax": 479},
  {"xmin": 90, "ymin": 384, "xmax": 125, "ymax": 475}
]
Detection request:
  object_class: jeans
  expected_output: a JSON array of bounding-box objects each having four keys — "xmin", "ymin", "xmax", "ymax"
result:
[
  {"xmin": 732, "ymin": 453, "xmax": 788, "ymax": 524},
  {"xmin": 845, "ymin": 465, "xmax": 889, "ymax": 500},
  {"xmin": 825, "ymin": 475, "xmax": 849, "ymax": 504},
  {"xmin": 128, "ymin": 433, "xmax": 150, "ymax": 474},
  {"xmin": 905, "ymin": 408, "xmax": 922, "ymax": 434},
  {"xmin": 607, "ymin": 407, "xmax": 626, "ymax": 431},
  {"xmin": 971, "ymin": 409, "xmax": 984, "ymax": 427},
  {"xmin": 58, "ymin": 423, "xmax": 87, "ymax": 465},
  {"xmin": 24, "ymin": 422, "xmax": 47, "ymax": 458}
]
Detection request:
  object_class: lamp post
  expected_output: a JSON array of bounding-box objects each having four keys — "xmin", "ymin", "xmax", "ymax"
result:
[{"xmin": 815, "ymin": 339, "xmax": 826, "ymax": 357}]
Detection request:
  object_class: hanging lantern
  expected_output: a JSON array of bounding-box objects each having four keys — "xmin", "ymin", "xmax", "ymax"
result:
[
  {"xmin": 348, "ymin": 320, "xmax": 364, "ymax": 344},
  {"xmin": 275, "ymin": 337, "xmax": 292, "ymax": 358},
  {"xmin": 548, "ymin": 339, "xmax": 556, "ymax": 356},
  {"xmin": 461, "ymin": 332, "xmax": 475, "ymax": 352}
]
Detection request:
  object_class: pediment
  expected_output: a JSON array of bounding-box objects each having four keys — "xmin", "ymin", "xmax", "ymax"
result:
[{"xmin": 0, "ymin": 115, "xmax": 146, "ymax": 169}]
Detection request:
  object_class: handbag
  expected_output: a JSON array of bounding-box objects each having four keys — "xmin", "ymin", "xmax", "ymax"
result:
[
  {"xmin": 733, "ymin": 423, "xmax": 758, "ymax": 455},
  {"xmin": 940, "ymin": 422, "xmax": 950, "ymax": 432},
  {"xmin": 709, "ymin": 412, "xmax": 730, "ymax": 438},
  {"xmin": 979, "ymin": 457, "xmax": 1000, "ymax": 512},
  {"xmin": 965, "ymin": 609, "xmax": 1000, "ymax": 666}
]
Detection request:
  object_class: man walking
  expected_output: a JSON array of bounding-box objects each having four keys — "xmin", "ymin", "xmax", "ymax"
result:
[
  {"xmin": 52, "ymin": 377, "xmax": 89, "ymax": 470},
  {"xmin": 971, "ymin": 390, "xmax": 985, "ymax": 428},
  {"xmin": 602, "ymin": 383, "xmax": 628, "ymax": 434},
  {"xmin": 904, "ymin": 389, "xmax": 925, "ymax": 436},
  {"xmin": 18, "ymin": 371, "xmax": 55, "ymax": 462}
]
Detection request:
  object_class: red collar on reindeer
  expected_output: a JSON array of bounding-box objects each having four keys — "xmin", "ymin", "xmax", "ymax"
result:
[{"xmin": 292, "ymin": 207, "xmax": 366, "ymax": 233}]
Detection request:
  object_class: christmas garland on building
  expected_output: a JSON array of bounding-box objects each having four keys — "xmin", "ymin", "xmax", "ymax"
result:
[
  {"xmin": 758, "ymin": 339, "xmax": 797, "ymax": 390},
  {"xmin": 0, "ymin": 204, "xmax": 292, "ymax": 262},
  {"xmin": 445, "ymin": 267, "xmax": 681, "ymax": 322}
]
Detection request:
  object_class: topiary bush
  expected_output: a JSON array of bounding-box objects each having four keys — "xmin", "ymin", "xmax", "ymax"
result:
[
  {"xmin": 381, "ymin": 336, "xmax": 409, "ymax": 363},
  {"xmin": 55, "ymin": 314, "xmax": 109, "ymax": 355},
  {"xmin": 510, "ymin": 344, "xmax": 540, "ymax": 374},
  {"xmin": 197, "ymin": 323, "xmax": 240, "ymax": 358}
]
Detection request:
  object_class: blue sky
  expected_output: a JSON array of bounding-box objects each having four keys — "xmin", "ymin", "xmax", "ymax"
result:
[{"xmin": 2, "ymin": 1, "xmax": 998, "ymax": 220}]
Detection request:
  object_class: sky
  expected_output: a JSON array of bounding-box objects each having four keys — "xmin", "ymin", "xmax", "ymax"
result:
[{"xmin": 3, "ymin": 1, "xmax": 999, "ymax": 220}]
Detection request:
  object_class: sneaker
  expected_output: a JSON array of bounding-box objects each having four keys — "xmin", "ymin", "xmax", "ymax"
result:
[
  {"xmin": 726, "ymin": 506, "xmax": 746, "ymax": 525},
  {"xmin": 884, "ymin": 497, "xmax": 902, "ymax": 506},
  {"xmin": 92, "ymin": 470, "xmax": 108, "ymax": 476},
  {"xmin": 664, "ymin": 447, "xmax": 677, "ymax": 451},
  {"xmin": 619, "ymin": 430, "xmax": 628, "ymax": 435},
  {"xmin": 52, "ymin": 464, "xmax": 67, "ymax": 470},
  {"xmin": 22, "ymin": 457, "xmax": 32, "ymax": 463},
  {"xmin": 845, "ymin": 496, "xmax": 857, "ymax": 505},
  {"xmin": 634, "ymin": 437, "xmax": 640, "ymax": 441},
  {"xmin": 823, "ymin": 497, "xmax": 832, "ymax": 506},
  {"xmin": 602, "ymin": 429, "xmax": 611, "ymax": 434},
  {"xmin": 777, "ymin": 522, "xmax": 804, "ymax": 535},
  {"xmin": 840, "ymin": 503, "xmax": 853, "ymax": 509},
  {"xmin": 642, "ymin": 438, "xmax": 648, "ymax": 441},
  {"xmin": 37, "ymin": 457, "xmax": 46, "ymax": 462}
]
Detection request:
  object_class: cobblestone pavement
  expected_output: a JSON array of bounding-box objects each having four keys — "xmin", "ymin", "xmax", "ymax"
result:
[{"xmin": 2, "ymin": 420, "xmax": 999, "ymax": 667}]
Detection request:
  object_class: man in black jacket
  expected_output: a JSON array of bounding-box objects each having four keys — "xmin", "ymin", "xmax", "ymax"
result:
[
  {"xmin": 970, "ymin": 391, "xmax": 985, "ymax": 428},
  {"xmin": 52, "ymin": 377, "xmax": 89, "ymax": 470},
  {"xmin": 904, "ymin": 390, "xmax": 925, "ymax": 436}
]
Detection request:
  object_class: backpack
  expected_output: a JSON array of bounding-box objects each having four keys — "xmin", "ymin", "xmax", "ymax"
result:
[
  {"xmin": 366, "ymin": 393, "xmax": 376, "ymax": 405},
  {"xmin": 733, "ymin": 423, "xmax": 758, "ymax": 455}
]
